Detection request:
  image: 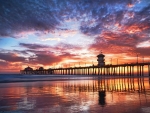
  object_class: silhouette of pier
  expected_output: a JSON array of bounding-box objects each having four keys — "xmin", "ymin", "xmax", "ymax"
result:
[
  {"xmin": 20, "ymin": 53, "xmax": 150, "ymax": 76},
  {"xmin": 20, "ymin": 62, "xmax": 150, "ymax": 76}
]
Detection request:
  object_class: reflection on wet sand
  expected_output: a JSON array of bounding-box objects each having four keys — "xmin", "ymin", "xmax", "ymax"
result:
[
  {"xmin": 98, "ymin": 91, "xmax": 106, "ymax": 106},
  {"xmin": 60, "ymin": 77, "xmax": 150, "ymax": 93},
  {"xmin": 0, "ymin": 76, "xmax": 150, "ymax": 113}
]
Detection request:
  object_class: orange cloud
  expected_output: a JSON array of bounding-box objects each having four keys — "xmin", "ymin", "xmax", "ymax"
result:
[{"xmin": 125, "ymin": 25, "xmax": 149, "ymax": 34}]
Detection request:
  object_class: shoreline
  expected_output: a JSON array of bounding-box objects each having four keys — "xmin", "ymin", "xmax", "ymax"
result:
[{"xmin": 0, "ymin": 74, "xmax": 149, "ymax": 83}]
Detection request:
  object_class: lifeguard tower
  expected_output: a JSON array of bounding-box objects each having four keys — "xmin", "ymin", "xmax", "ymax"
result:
[{"xmin": 97, "ymin": 52, "xmax": 105, "ymax": 66}]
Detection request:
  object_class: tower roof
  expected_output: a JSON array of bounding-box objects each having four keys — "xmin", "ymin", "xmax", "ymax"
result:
[
  {"xmin": 97, "ymin": 53, "xmax": 105, "ymax": 57},
  {"xmin": 24, "ymin": 66, "xmax": 33, "ymax": 71}
]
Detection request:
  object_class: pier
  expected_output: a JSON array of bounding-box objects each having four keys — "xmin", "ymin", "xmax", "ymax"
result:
[
  {"xmin": 20, "ymin": 53, "xmax": 150, "ymax": 76},
  {"xmin": 20, "ymin": 62, "xmax": 150, "ymax": 76}
]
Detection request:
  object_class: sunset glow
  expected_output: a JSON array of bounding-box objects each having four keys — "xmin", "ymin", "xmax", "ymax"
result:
[{"xmin": 0, "ymin": 0, "xmax": 150, "ymax": 73}]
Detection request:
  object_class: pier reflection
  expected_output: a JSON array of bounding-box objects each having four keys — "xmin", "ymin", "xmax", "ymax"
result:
[
  {"xmin": 98, "ymin": 91, "xmax": 106, "ymax": 106},
  {"xmin": 60, "ymin": 77, "xmax": 149, "ymax": 93},
  {"xmin": 0, "ymin": 77, "xmax": 150, "ymax": 113}
]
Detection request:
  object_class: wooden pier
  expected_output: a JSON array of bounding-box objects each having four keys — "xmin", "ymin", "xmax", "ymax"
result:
[{"xmin": 20, "ymin": 62, "xmax": 150, "ymax": 76}]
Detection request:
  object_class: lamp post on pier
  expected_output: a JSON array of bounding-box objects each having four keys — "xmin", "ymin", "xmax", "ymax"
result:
[
  {"xmin": 111, "ymin": 58, "xmax": 112, "ymax": 65},
  {"xmin": 137, "ymin": 54, "xmax": 139, "ymax": 64},
  {"xmin": 117, "ymin": 59, "xmax": 118, "ymax": 65}
]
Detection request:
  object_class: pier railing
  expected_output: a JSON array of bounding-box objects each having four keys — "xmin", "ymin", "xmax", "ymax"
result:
[{"xmin": 20, "ymin": 62, "xmax": 150, "ymax": 76}]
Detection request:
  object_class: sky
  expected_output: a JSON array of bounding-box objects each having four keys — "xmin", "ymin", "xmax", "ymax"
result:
[{"xmin": 0, "ymin": 0, "xmax": 150, "ymax": 73}]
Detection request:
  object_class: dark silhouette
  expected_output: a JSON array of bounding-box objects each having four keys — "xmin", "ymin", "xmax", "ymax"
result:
[
  {"xmin": 24, "ymin": 66, "xmax": 33, "ymax": 71},
  {"xmin": 39, "ymin": 67, "xmax": 44, "ymax": 70},
  {"xmin": 97, "ymin": 52, "xmax": 105, "ymax": 66},
  {"xmin": 20, "ymin": 54, "xmax": 150, "ymax": 76},
  {"xmin": 98, "ymin": 91, "xmax": 106, "ymax": 107}
]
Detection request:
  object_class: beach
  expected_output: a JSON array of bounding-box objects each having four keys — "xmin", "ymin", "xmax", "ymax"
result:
[{"xmin": 0, "ymin": 75, "xmax": 150, "ymax": 113}]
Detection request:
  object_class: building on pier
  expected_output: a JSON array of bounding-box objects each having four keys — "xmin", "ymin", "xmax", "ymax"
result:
[
  {"xmin": 97, "ymin": 52, "xmax": 105, "ymax": 66},
  {"xmin": 24, "ymin": 66, "xmax": 33, "ymax": 71},
  {"xmin": 39, "ymin": 67, "xmax": 44, "ymax": 70}
]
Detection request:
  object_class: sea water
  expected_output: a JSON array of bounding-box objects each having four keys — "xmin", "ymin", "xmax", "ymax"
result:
[{"xmin": 0, "ymin": 74, "xmax": 150, "ymax": 113}]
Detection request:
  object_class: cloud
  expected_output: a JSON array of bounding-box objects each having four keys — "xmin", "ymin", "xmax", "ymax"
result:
[
  {"xmin": 18, "ymin": 42, "xmax": 82, "ymax": 65},
  {"xmin": 19, "ymin": 43, "xmax": 49, "ymax": 49},
  {"xmin": 0, "ymin": 0, "xmax": 150, "ymax": 71},
  {"xmin": 0, "ymin": 52, "xmax": 26, "ymax": 62},
  {"xmin": 0, "ymin": 0, "xmax": 63, "ymax": 37},
  {"xmin": 1, "ymin": 0, "xmax": 147, "ymax": 38},
  {"xmin": 28, "ymin": 53, "xmax": 62, "ymax": 65},
  {"xmin": 40, "ymin": 38, "xmax": 61, "ymax": 41},
  {"xmin": 78, "ymin": 0, "xmax": 150, "ymax": 38},
  {"xmin": 136, "ymin": 40, "xmax": 150, "ymax": 48},
  {"xmin": 19, "ymin": 42, "xmax": 82, "ymax": 52},
  {"xmin": 0, "ymin": 60, "xmax": 23, "ymax": 73},
  {"xmin": 132, "ymin": 47, "xmax": 150, "ymax": 56},
  {"xmin": 89, "ymin": 31, "xmax": 139, "ymax": 55},
  {"xmin": 86, "ymin": 0, "xmax": 150, "ymax": 57},
  {"xmin": 27, "ymin": 50, "xmax": 78, "ymax": 65},
  {"xmin": 0, "ymin": 61, "xmax": 9, "ymax": 67},
  {"xmin": 0, "ymin": 49, "xmax": 80, "ymax": 73}
]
